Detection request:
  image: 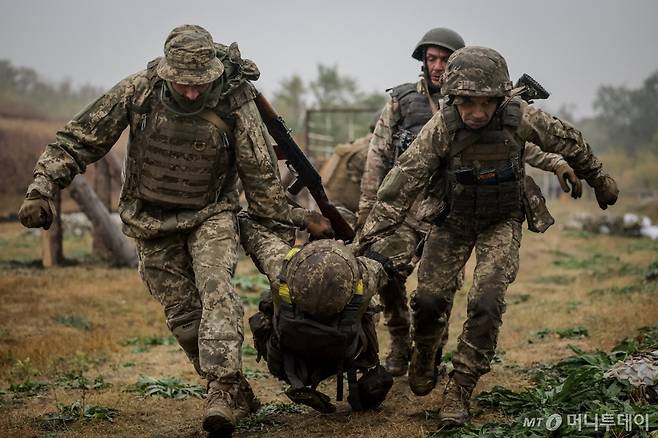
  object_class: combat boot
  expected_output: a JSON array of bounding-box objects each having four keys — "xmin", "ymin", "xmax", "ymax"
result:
[
  {"xmin": 439, "ymin": 376, "xmax": 474, "ymax": 427},
  {"xmin": 385, "ymin": 334, "xmax": 411, "ymax": 377},
  {"xmin": 235, "ymin": 375, "xmax": 261, "ymax": 419},
  {"xmin": 408, "ymin": 339, "xmax": 440, "ymax": 396},
  {"xmin": 203, "ymin": 379, "xmax": 239, "ymax": 435}
]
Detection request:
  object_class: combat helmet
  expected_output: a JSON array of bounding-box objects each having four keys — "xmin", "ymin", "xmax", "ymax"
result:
[
  {"xmin": 412, "ymin": 27, "xmax": 465, "ymax": 61},
  {"xmin": 281, "ymin": 240, "xmax": 362, "ymax": 323},
  {"xmin": 441, "ymin": 46, "xmax": 513, "ymax": 98}
]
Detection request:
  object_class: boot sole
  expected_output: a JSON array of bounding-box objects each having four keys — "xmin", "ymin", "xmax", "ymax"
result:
[{"xmin": 202, "ymin": 414, "xmax": 236, "ymax": 435}]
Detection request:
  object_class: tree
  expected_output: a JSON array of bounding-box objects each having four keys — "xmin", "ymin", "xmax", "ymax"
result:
[{"xmin": 592, "ymin": 70, "xmax": 658, "ymax": 154}]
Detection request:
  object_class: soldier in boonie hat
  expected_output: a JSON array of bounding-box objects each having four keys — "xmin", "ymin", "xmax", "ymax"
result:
[{"xmin": 156, "ymin": 24, "xmax": 224, "ymax": 85}]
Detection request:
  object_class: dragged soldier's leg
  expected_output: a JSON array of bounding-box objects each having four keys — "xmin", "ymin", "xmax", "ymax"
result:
[
  {"xmin": 135, "ymin": 234, "xmax": 205, "ymax": 375},
  {"xmin": 189, "ymin": 212, "xmax": 260, "ymax": 433},
  {"xmin": 380, "ymin": 274, "xmax": 411, "ymax": 376},
  {"xmin": 369, "ymin": 225, "xmax": 419, "ymax": 377},
  {"xmin": 440, "ymin": 219, "xmax": 521, "ymax": 426},
  {"xmin": 409, "ymin": 222, "xmax": 474, "ymax": 396}
]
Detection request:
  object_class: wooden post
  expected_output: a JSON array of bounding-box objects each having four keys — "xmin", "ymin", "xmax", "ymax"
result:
[
  {"xmin": 69, "ymin": 175, "xmax": 137, "ymax": 268},
  {"xmin": 92, "ymin": 157, "xmax": 113, "ymax": 261},
  {"xmin": 41, "ymin": 191, "xmax": 63, "ymax": 267}
]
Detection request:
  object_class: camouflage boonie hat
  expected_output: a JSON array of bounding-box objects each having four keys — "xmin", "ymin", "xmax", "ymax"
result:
[
  {"xmin": 285, "ymin": 240, "xmax": 361, "ymax": 322},
  {"xmin": 441, "ymin": 46, "xmax": 512, "ymax": 97},
  {"xmin": 156, "ymin": 24, "xmax": 224, "ymax": 85}
]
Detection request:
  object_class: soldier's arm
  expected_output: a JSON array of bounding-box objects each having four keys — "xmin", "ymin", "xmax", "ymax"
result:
[
  {"xmin": 27, "ymin": 75, "xmax": 138, "ymax": 199},
  {"xmin": 524, "ymin": 142, "xmax": 567, "ymax": 173},
  {"xmin": 519, "ymin": 100, "xmax": 608, "ymax": 185},
  {"xmin": 357, "ymin": 97, "xmax": 400, "ymax": 222},
  {"xmin": 359, "ymin": 112, "xmax": 447, "ymax": 245},
  {"xmin": 233, "ymin": 97, "xmax": 296, "ymax": 241}
]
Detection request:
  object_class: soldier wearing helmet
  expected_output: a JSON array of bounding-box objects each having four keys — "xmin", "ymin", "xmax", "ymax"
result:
[
  {"xmin": 358, "ymin": 46, "xmax": 619, "ymax": 426},
  {"xmin": 356, "ymin": 28, "xmax": 580, "ymax": 380},
  {"xmin": 239, "ymin": 213, "xmax": 394, "ymax": 414},
  {"xmin": 17, "ymin": 24, "xmax": 302, "ymax": 434}
]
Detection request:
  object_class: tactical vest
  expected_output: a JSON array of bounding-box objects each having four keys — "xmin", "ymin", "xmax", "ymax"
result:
[
  {"xmin": 443, "ymin": 98, "xmax": 525, "ymax": 220},
  {"xmin": 267, "ymin": 248, "xmax": 378, "ymax": 407},
  {"xmin": 389, "ymin": 82, "xmax": 439, "ymax": 155},
  {"xmin": 125, "ymin": 61, "xmax": 236, "ymax": 210}
]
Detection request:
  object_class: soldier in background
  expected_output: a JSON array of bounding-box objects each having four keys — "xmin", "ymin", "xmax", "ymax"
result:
[
  {"xmin": 357, "ymin": 28, "xmax": 582, "ymax": 379},
  {"xmin": 358, "ymin": 46, "xmax": 618, "ymax": 426},
  {"xmin": 320, "ymin": 112, "xmax": 380, "ymax": 213},
  {"xmin": 18, "ymin": 24, "xmax": 299, "ymax": 435}
]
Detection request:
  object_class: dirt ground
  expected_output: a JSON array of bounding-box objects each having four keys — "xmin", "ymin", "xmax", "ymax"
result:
[{"xmin": 0, "ymin": 197, "xmax": 657, "ymax": 437}]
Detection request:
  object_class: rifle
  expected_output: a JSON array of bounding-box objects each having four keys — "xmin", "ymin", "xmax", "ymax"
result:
[
  {"xmin": 514, "ymin": 73, "xmax": 550, "ymax": 103},
  {"xmin": 254, "ymin": 92, "xmax": 356, "ymax": 242}
]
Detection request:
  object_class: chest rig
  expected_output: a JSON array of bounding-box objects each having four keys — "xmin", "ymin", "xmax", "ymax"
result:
[
  {"xmin": 127, "ymin": 72, "xmax": 235, "ymax": 210},
  {"xmin": 389, "ymin": 82, "xmax": 439, "ymax": 158},
  {"xmin": 444, "ymin": 97, "xmax": 525, "ymax": 220}
]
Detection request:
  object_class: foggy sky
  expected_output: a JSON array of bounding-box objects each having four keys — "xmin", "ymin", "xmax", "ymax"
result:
[{"xmin": 1, "ymin": 0, "xmax": 657, "ymax": 118}]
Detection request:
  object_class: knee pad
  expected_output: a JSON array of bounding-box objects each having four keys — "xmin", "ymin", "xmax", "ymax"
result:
[{"xmin": 170, "ymin": 310, "xmax": 202, "ymax": 357}]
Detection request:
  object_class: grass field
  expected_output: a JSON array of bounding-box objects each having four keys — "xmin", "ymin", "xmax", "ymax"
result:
[{"xmin": 0, "ymin": 197, "xmax": 657, "ymax": 437}]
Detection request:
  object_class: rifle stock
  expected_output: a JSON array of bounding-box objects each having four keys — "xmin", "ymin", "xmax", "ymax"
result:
[{"xmin": 254, "ymin": 92, "xmax": 356, "ymax": 242}]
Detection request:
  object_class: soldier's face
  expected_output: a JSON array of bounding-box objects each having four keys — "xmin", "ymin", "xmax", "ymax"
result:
[
  {"xmin": 456, "ymin": 96, "xmax": 499, "ymax": 130},
  {"xmin": 424, "ymin": 46, "xmax": 452, "ymax": 88},
  {"xmin": 170, "ymin": 82, "xmax": 212, "ymax": 101}
]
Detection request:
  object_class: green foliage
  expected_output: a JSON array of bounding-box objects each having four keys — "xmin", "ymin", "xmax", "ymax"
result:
[
  {"xmin": 529, "ymin": 326, "xmax": 589, "ymax": 343},
  {"xmin": 240, "ymin": 294, "xmax": 261, "ymax": 307},
  {"xmin": 10, "ymin": 358, "xmax": 38, "ymax": 380},
  {"xmin": 242, "ymin": 345, "xmax": 258, "ymax": 356},
  {"xmin": 450, "ymin": 327, "xmax": 658, "ymax": 437},
  {"xmin": 127, "ymin": 375, "xmax": 204, "ymax": 399},
  {"xmin": 8, "ymin": 379, "xmax": 49, "ymax": 396},
  {"xmin": 232, "ymin": 274, "xmax": 269, "ymax": 292},
  {"xmin": 53, "ymin": 314, "xmax": 92, "ymax": 331},
  {"xmin": 645, "ymin": 261, "xmax": 658, "ymax": 280},
  {"xmin": 122, "ymin": 335, "xmax": 176, "ymax": 353},
  {"xmin": 590, "ymin": 280, "xmax": 658, "ymax": 296},
  {"xmin": 552, "ymin": 252, "xmax": 618, "ymax": 270},
  {"xmin": 508, "ymin": 294, "xmax": 531, "ymax": 305},
  {"xmin": 555, "ymin": 327, "xmax": 589, "ymax": 339},
  {"xmin": 535, "ymin": 275, "xmax": 575, "ymax": 285},
  {"xmin": 236, "ymin": 403, "xmax": 306, "ymax": 431},
  {"xmin": 55, "ymin": 371, "xmax": 110, "ymax": 390},
  {"xmin": 243, "ymin": 367, "xmax": 270, "ymax": 380},
  {"xmin": 626, "ymin": 239, "xmax": 658, "ymax": 253},
  {"xmin": 37, "ymin": 400, "xmax": 117, "ymax": 430}
]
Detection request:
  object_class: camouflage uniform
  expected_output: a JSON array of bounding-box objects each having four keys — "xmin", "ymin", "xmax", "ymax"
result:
[
  {"xmin": 359, "ymin": 47, "xmax": 617, "ymax": 415},
  {"xmin": 20, "ymin": 26, "xmax": 294, "ymax": 431},
  {"xmin": 358, "ymin": 76, "xmax": 569, "ymax": 374}
]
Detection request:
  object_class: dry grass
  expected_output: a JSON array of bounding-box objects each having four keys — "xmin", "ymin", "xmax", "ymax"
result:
[{"xmin": 0, "ymin": 197, "xmax": 657, "ymax": 437}]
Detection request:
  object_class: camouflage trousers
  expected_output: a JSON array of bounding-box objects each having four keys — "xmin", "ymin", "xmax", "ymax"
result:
[
  {"xmin": 370, "ymin": 223, "xmax": 461, "ymax": 349},
  {"xmin": 412, "ymin": 216, "xmax": 522, "ymax": 386},
  {"xmin": 368, "ymin": 223, "xmax": 418, "ymax": 339},
  {"xmin": 238, "ymin": 211, "xmax": 292, "ymax": 290},
  {"xmin": 135, "ymin": 211, "xmax": 243, "ymax": 381}
]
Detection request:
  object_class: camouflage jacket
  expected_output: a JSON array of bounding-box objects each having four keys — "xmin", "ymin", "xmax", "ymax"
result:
[
  {"xmin": 357, "ymin": 79, "xmax": 566, "ymax": 223},
  {"xmin": 359, "ymin": 99, "xmax": 608, "ymax": 243},
  {"xmin": 27, "ymin": 52, "xmax": 294, "ymax": 241}
]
